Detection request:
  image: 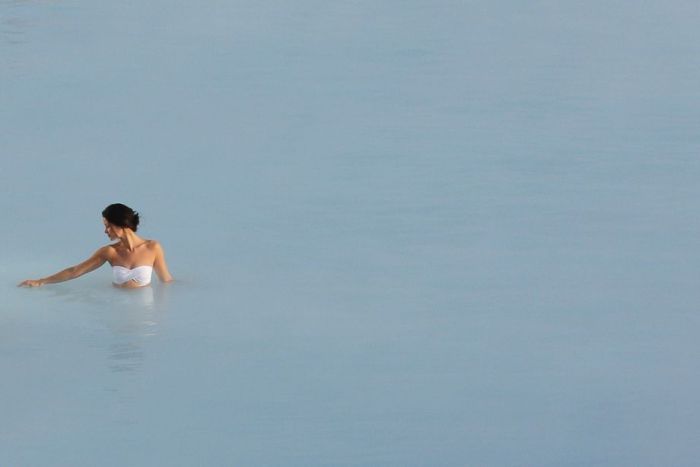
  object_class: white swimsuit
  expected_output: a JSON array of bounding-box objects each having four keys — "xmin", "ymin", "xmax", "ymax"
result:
[{"xmin": 112, "ymin": 265, "xmax": 153, "ymax": 286}]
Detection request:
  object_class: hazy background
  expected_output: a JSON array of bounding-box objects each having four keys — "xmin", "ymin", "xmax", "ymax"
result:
[{"xmin": 2, "ymin": 0, "xmax": 700, "ymax": 465}]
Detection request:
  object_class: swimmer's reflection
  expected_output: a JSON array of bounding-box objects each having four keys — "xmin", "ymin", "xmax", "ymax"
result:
[
  {"xmin": 100, "ymin": 285, "xmax": 173, "ymax": 425},
  {"xmin": 104, "ymin": 285, "xmax": 171, "ymax": 374},
  {"xmin": 108, "ymin": 286, "xmax": 160, "ymax": 331},
  {"xmin": 45, "ymin": 282, "xmax": 171, "ymax": 372}
]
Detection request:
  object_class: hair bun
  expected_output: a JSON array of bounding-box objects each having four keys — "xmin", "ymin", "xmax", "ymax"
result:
[{"xmin": 102, "ymin": 203, "xmax": 141, "ymax": 232}]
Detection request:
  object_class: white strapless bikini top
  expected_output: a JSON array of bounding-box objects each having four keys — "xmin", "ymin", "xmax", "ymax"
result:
[{"xmin": 112, "ymin": 265, "xmax": 153, "ymax": 286}]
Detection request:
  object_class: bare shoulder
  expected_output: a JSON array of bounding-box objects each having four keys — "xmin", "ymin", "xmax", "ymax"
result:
[
  {"xmin": 97, "ymin": 244, "xmax": 114, "ymax": 255},
  {"xmin": 144, "ymin": 239, "xmax": 165, "ymax": 252},
  {"xmin": 98, "ymin": 243, "xmax": 119, "ymax": 260}
]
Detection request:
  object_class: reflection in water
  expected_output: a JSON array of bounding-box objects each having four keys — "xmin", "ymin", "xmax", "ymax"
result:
[
  {"xmin": 44, "ymin": 282, "xmax": 171, "ymax": 373},
  {"xmin": 108, "ymin": 342, "xmax": 143, "ymax": 373},
  {"xmin": 103, "ymin": 286, "xmax": 169, "ymax": 369},
  {"xmin": 100, "ymin": 285, "xmax": 172, "ymax": 427},
  {"xmin": 86, "ymin": 285, "xmax": 173, "ymax": 428},
  {"xmin": 9, "ymin": 280, "xmax": 177, "ymax": 429}
]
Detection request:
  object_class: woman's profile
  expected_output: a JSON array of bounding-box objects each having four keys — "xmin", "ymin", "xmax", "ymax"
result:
[{"xmin": 19, "ymin": 203, "xmax": 173, "ymax": 288}]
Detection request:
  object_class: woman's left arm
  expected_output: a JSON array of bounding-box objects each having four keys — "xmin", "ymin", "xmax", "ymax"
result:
[{"xmin": 153, "ymin": 241, "xmax": 173, "ymax": 283}]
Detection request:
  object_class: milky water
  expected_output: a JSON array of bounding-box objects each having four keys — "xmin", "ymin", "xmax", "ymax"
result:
[{"xmin": 2, "ymin": 1, "xmax": 700, "ymax": 465}]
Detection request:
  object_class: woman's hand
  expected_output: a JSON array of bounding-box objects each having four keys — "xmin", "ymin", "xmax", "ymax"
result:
[{"xmin": 18, "ymin": 279, "xmax": 44, "ymax": 287}]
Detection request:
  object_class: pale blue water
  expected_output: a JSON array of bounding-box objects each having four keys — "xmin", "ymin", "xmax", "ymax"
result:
[{"xmin": 2, "ymin": 1, "xmax": 700, "ymax": 465}]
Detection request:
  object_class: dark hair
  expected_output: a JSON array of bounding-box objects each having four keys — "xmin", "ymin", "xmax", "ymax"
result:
[{"xmin": 102, "ymin": 203, "xmax": 140, "ymax": 231}]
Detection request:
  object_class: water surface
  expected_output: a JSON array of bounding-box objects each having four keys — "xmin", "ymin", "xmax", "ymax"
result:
[{"xmin": 2, "ymin": 1, "xmax": 700, "ymax": 465}]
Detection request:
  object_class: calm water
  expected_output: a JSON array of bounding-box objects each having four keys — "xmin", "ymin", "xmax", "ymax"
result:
[{"xmin": 2, "ymin": 1, "xmax": 700, "ymax": 465}]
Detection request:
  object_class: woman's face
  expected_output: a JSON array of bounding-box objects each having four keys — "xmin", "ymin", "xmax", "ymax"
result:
[{"xmin": 103, "ymin": 218, "xmax": 122, "ymax": 240}]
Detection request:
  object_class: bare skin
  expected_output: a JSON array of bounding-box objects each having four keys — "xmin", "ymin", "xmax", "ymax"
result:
[{"xmin": 18, "ymin": 218, "xmax": 173, "ymax": 288}]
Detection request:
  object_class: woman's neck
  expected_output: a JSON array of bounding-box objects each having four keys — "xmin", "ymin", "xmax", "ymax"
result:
[{"xmin": 120, "ymin": 230, "xmax": 143, "ymax": 251}]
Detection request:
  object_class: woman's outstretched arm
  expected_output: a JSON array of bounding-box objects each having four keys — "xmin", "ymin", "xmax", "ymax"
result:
[{"xmin": 18, "ymin": 247, "xmax": 109, "ymax": 287}]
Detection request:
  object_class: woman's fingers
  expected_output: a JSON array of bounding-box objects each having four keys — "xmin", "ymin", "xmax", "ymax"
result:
[{"xmin": 18, "ymin": 280, "xmax": 42, "ymax": 287}]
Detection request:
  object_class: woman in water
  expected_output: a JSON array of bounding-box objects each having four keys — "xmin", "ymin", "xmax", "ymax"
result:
[{"xmin": 19, "ymin": 203, "xmax": 173, "ymax": 288}]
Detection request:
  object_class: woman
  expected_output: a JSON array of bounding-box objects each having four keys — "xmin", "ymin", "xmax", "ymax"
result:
[{"xmin": 19, "ymin": 203, "xmax": 173, "ymax": 288}]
